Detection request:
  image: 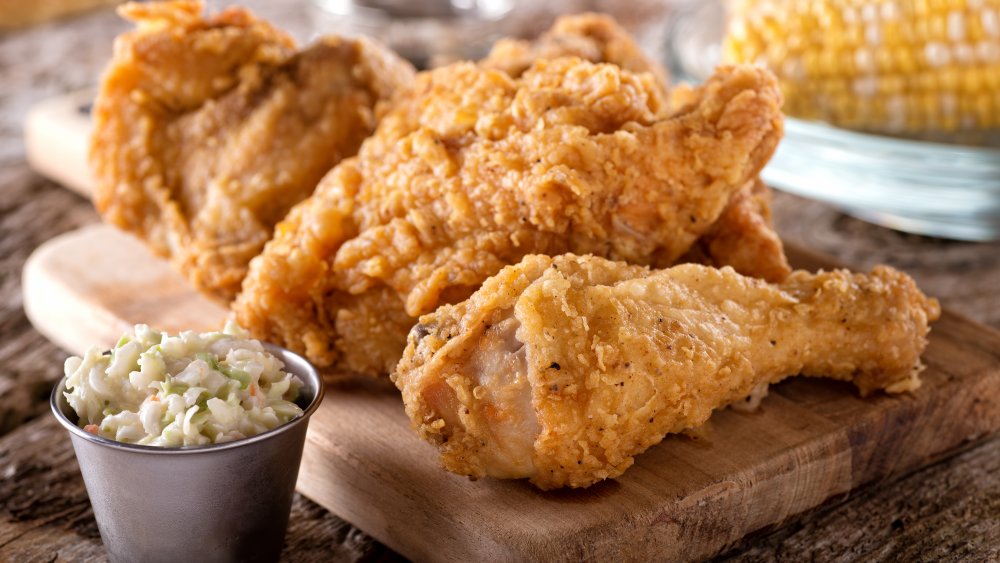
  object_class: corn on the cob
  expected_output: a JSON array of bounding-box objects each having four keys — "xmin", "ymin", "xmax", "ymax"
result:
[{"xmin": 723, "ymin": 0, "xmax": 1000, "ymax": 135}]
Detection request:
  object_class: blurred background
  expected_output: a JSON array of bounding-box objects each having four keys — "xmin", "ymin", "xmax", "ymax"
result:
[
  {"xmin": 3, "ymin": 0, "xmax": 1000, "ymax": 240},
  {"xmin": 0, "ymin": 0, "xmax": 682, "ymax": 63}
]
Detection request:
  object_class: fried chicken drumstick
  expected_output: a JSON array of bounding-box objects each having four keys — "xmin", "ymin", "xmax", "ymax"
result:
[
  {"xmin": 234, "ymin": 61, "xmax": 784, "ymax": 376},
  {"xmin": 393, "ymin": 254, "xmax": 941, "ymax": 489},
  {"xmin": 90, "ymin": 0, "xmax": 414, "ymax": 300}
]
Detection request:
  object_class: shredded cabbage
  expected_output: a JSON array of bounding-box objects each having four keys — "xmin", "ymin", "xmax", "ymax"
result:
[{"xmin": 63, "ymin": 321, "xmax": 304, "ymax": 446}]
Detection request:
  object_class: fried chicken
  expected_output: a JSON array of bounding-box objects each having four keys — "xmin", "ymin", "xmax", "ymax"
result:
[
  {"xmin": 234, "ymin": 61, "xmax": 784, "ymax": 376},
  {"xmin": 480, "ymin": 12, "xmax": 670, "ymax": 93},
  {"xmin": 90, "ymin": 0, "xmax": 414, "ymax": 301},
  {"xmin": 482, "ymin": 13, "xmax": 790, "ymax": 282},
  {"xmin": 680, "ymin": 178, "xmax": 791, "ymax": 282},
  {"xmin": 393, "ymin": 254, "xmax": 941, "ymax": 489}
]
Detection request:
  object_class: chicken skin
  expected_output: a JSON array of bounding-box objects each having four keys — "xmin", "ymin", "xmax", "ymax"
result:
[
  {"xmin": 90, "ymin": 0, "xmax": 414, "ymax": 300},
  {"xmin": 393, "ymin": 254, "xmax": 941, "ymax": 489},
  {"xmin": 234, "ymin": 61, "xmax": 784, "ymax": 376},
  {"xmin": 482, "ymin": 13, "xmax": 790, "ymax": 282}
]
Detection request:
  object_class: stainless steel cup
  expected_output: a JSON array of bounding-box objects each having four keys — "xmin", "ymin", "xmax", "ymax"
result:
[{"xmin": 50, "ymin": 343, "xmax": 324, "ymax": 563}]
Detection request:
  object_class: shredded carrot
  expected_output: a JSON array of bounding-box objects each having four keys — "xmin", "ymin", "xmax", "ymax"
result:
[
  {"xmin": 84, "ymin": 424, "xmax": 99, "ymax": 434},
  {"xmin": 249, "ymin": 384, "xmax": 258, "ymax": 396},
  {"xmin": 149, "ymin": 395, "xmax": 159, "ymax": 402}
]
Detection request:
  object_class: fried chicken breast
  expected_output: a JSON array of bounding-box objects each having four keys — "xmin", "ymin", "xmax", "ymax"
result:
[
  {"xmin": 234, "ymin": 61, "xmax": 784, "ymax": 376},
  {"xmin": 393, "ymin": 254, "xmax": 941, "ymax": 489},
  {"xmin": 680, "ymin": 177, "xmax": 791, "ymax": 282},
  {"xmin": 483, "ymin": 13, "xmax": 790, "ymax": 282},
  {"xmin": 90, "ymin": 0, "xmax": 414, "ymax": 300}
]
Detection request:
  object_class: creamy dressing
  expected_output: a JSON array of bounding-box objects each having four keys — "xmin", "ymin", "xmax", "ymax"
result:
[{"xmin": 63, "ymin": 321, "xmax": 303, "ymax": 446}]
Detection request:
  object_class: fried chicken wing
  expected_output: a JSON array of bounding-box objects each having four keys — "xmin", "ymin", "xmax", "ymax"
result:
[
  {"xmin": 90, "ymin": 0, "xmax": 414, "ymax": 300},
  {"xmin": 482, "ymin": 13, "xmax": 789, "ymax": 282},
  {"xmin": 393, "ymin": 254, "xmax": 941, "ymax": 489},
  {"xmin": 234, "ymin": 61, "xmax": 784, "ymax": 376}
]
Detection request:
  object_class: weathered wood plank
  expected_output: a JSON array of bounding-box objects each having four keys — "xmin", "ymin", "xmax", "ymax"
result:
[{"xmin": 716, "ymin": 434, "xmax": 1000, "ymax": 563}]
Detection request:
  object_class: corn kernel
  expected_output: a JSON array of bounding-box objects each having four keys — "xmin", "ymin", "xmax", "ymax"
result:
[
  {"xmin": 961, "ymin": 66, "xmax": 984, "ymax": 90},
  {"xmin": 985, "ymin": 65, "xmax": 1000, "ymax": 88},
  {"xmin": 930, "ymin": 14, "xmax": 948, "ymax": 40},
  {"xmin": 897, "ymin": 46, "xmax": 919, "ymax": 73},
  {"xmin": 939, "ymin": 66, "xmax": 962, "ymax": 89},
  {"xmin": 723, "ymin": 0, "xmax": 1000, "ymax": 133},
  {"xmin": 967, "ymin": 12, "xmax": 986, "ymax": 41},
  {"xmin": 876, "ymin": 48, "xmax": 896, "ymax": 72}
]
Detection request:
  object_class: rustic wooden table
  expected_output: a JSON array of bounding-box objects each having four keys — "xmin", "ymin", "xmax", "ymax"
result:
[{"xmin": 1, "ymin": 3, "xmax": 998, "ymax": 562}]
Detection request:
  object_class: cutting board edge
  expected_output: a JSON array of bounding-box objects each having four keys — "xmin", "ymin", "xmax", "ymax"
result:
[
  {"xmin": 24, "ymin": 89, "xmax": 94, "ymax": 199},
  {"xmin": 23, "ymin": 224, "xmax": 231, "ymax": 356},
  {"xmin": 22, "ymin": 225, "xmax": 132, "ymax": 355}
]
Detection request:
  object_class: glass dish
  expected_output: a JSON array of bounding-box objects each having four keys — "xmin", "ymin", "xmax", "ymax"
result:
[
  {"xmin": 664, "ymin": 1, "xmax": 1000, "ymax": 241},
  {"xmin": 311, "ymin": 0, "xmax": 514, "ymax": 68}
]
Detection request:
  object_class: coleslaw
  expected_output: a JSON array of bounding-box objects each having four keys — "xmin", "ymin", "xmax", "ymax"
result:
[{"xmin": 63, "ymin": 321, "xmax": 303, "ymax": 446}]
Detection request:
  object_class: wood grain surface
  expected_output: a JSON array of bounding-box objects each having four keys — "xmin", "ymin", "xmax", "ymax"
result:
[
  {"xmin": 1, "ymin": 2, "xmax": 999, "ymax": 562},
  {"xmin": 20, "ymin": 224, "xmax": 1000, "ymax": 561},
  {"xmin": 23, "ymin": 225, "xmax": 229, "ymax": 355}
]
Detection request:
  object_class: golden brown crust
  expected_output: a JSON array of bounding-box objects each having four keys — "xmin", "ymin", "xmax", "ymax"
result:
[
  {"xmin": 681, "ymin": 178, "xmax": 792, "ymax": 282},
  {"xmin": 481, "ymin": 14, "xmax": 790, "ymax": 283},
  {"xmin": 234, "ymin": 61, "xmax": 784, "ymax": 375},
  {"xmin": 90, "ymin": 0, "xmax": 414, "ymax": 301},
  {"xmin": 481, "ymin": 13, "xmax": 669, "ymax": 94},
  {"xmin": 394, "ymin": 254, "xmax": 941, "ymax": 489}
]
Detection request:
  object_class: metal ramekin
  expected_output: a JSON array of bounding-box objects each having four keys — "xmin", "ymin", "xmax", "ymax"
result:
[{"xmin": 51, "ymin": 343, "xmax": 324, "ymax": 563}]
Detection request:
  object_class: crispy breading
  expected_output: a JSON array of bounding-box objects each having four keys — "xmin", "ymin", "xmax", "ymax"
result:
[
  {"xmin": 480, "ymin": 12, "xmax": 669, "ymax": 93},
  {"xmin": 482, "ymin": 13, "xmax": 789, "ymax": 282},
  {"xmin": 393, "ymin": 254, "xmax": 941, "ymax": 489},
  {"xmin": 234, "ymin": 61, "xmax": 784, "ymax": 375},
  {"xmin": 90, "ymin": 0, "xmax": 414, "ymax": 300},
  {"xmin": 680, "ymin": 178, "xmax": 791, "ymax": 282}
]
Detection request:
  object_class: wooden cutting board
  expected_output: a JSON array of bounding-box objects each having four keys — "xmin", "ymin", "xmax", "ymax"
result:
[{"xmin": 23, "ymin": 224, "xmax": 1000, "ymax": 562}]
